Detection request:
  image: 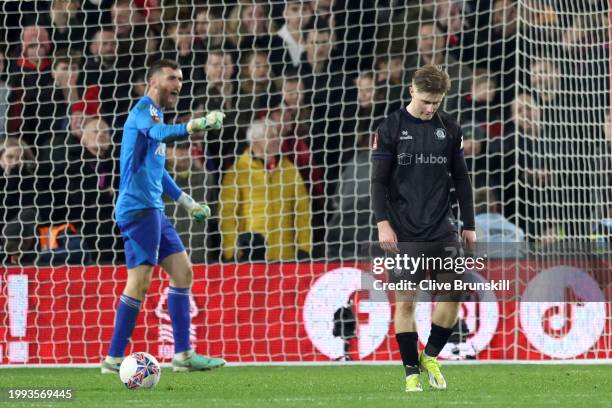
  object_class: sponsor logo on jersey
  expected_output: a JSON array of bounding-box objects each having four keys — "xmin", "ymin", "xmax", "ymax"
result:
[
  {"xmin": 416, "ymin": 154, "xmax": 447, "ymax": 164},
  {"xmin": 150, "ymin": 105, "xmax": 161, "ymax": 123},
  {"xmin": 397, "ymin": 153, "xmax": 412, "ymax": 165},
  {"xmin": 154, "ymin": 142, "xmax": 166, "ymax": 157},
  {"xmin": 435, "ymin": 128, "xmax": 446, "ymax": 140},
  {"xmin": 400, "ymin": 130, "xmax": 413, "ymax": 140},
  {"xmin": 398, "ymin": 153, "xmax": 447, "ymax": 165}
]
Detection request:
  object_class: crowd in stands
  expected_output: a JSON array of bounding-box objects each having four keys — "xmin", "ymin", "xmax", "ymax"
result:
[{"xmin": 0, "ymin": 0, "xmax": 610, "ymax": 265}]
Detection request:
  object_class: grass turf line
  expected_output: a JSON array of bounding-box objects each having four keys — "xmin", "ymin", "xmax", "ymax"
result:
[{"xmin": 0, "ymin": 365, "xmax": 611, "ymax": 408}]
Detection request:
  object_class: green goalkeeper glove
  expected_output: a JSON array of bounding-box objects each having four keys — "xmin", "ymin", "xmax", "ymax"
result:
[
  {"xmin": 178, "ymin": 192, "xmax": 211, "ymax": 222},
  {"xmin": 187, "ymin": 111, "xmax": 225, "ymax": 133}
]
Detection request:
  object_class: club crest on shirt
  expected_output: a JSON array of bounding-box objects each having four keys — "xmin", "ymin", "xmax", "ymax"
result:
[
  {"xmin": 435, "ymin": 128, "xmax": 446, "ymax": 140},
  {"xmin": 149, "ymin": 105, "xmax": 161, "ymax": 123}
]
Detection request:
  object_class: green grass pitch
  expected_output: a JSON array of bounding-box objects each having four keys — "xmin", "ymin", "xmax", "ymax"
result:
[{"xmin": 1, "ymin": 365, "xmax": 611, "ymax": 407}]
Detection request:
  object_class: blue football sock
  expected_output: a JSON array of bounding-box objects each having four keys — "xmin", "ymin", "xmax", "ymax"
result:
[
  {"xmin": 168, "ymin": 287, "xmax": 191, "ymax": 354},
  {"xmin": 108, "ymin": 294, "xmax": 142, "ymax": 358}
]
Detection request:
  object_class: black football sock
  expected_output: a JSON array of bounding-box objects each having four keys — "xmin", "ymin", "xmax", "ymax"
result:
[
  {"xmin": 424, "ymin": 323, "xmax": 454, "ymax": 357},
  {"xmin": 395, "ymin": 332, "xmax": 420, "ymax": 376}
]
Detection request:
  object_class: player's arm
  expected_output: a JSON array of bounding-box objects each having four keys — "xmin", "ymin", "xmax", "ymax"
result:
[
  {"xmin": 138, "ymin": 109, "xmax": 225, "ymax": 142},
  {"xmin": 162, "ymin": 169, "xmax": 211, "ymax": 222},
  {"xmin": 450, "ymin": 128, "xmax": 477, "ymax": 243},
  {"xmin": 371, "ymin": 123, "xmax": 399, "ymax": 253}
]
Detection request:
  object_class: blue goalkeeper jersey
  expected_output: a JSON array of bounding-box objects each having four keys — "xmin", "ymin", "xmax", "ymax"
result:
[{"xmin": 116, "ymin": 96, "xmax": 188, "ymax": 223}]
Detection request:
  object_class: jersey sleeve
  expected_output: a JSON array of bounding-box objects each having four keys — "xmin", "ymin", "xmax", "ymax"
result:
[
  {"xmin": 135, "ymin": 105, "xmax": 189, "ymax": 142},
  {"xmin": 371, "ymin": 118, "xmax": 395, "ymax": 222},
  {"xmin": 371, "ymin": 119, "xmax": 395, "ymax": 160},
  {"xmin": 162, "ymin": 169, "xmax": 183, "ymax": 201},
  {"xmin": 450, "ymin": 126, "xmax": 476, "ymax": 231}
]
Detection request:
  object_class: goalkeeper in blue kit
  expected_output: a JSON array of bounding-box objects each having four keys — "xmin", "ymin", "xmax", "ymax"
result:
[{"xmin": 101, "ymin": 59, "xmax": 226, "ymax": 373}]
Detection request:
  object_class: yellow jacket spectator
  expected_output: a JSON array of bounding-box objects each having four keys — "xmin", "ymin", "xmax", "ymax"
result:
[{"xmin": 220, "ymin": 120, "xmax": 311, "ymax": 261}]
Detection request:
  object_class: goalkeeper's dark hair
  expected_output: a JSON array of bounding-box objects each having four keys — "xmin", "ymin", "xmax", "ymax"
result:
[
  {"xmin": 147, "ymin": 59, "xmax": 181, "ymax": 82},
  {"xmin": 412, "ymin": 64, "xmax": 451, "ymax": 95}
]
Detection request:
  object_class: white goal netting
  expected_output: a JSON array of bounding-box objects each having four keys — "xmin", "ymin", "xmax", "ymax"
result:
[{"xmin": 0, "ymin": 0, "xmax": 611, "ymax": 364}]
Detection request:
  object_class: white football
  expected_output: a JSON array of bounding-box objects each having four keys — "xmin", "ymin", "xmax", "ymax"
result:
[{"xmin": 119, "ymin": 352, "xmax": 161, "ymax": 389}]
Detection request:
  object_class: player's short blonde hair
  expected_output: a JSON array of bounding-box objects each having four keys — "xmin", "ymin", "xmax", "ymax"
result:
[{"xmin": 412, "ymin": 64, "xmax": 451, "ymax": 94}]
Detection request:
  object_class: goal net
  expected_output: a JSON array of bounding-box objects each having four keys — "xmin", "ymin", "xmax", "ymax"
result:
[{"xmin": 0, "ymin": 0, "xmax": 611, "ymax": 364}]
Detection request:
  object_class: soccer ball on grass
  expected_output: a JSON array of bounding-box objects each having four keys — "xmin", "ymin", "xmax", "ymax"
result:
[{"xmin": 119, "ymin": 352, "xmax": 161, "ymax": 389}]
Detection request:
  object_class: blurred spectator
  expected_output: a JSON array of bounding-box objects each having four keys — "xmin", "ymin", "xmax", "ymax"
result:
[
  {"xmin": 522, "ymin": 0, "xmax": 559, "ymax": 29},
  {"xmin": 406, "ymin": 21, "xmax": 472, "ymax": 116},
  {"xmin": 432, "ymin": 0, "xmax": 474, "ymax": 65},
  {"xmin": 434, "ymin": 0, "xmax": 466, "ymax": 38},
  {"xmin": 134, "ymin": 0, "xmax": 162, "ymax": 31},
  {"xmin": 7, "ymin": 25, "xmax": 55, "ymax": 149},
  {"xmin": 194, "ymin": 50, "xmax": 239, "ymax": 171},
  {"xmin": 237, "ymin": 50, "xmax": 281, "ymax": 127},
  {"xmin": 81, "ymin": 0, "xmax": 114, "ymax": 41},
  {"xmin": 460, "ymin": 68, "xmax": 501, "ymax": 136},
  {"xmin": 111, "ymin": 0, "xmax": 148, "ymax": 70},
  {"xmin": 342, "ymin": 71, "xmax": 385, "ymax": 163},
  {"xmin": 45, "ymin": 0, "xmax": 85, "ymax": 53},
  {"xmin": 312, "ymin": 0, "xmax": 336, "ymax": 28},
  {"xmin": 280, "ymin": 76, "xmax": 310, "ymax": 132},
  {"xmin": 2, "ymin": 208, "xmax": 91, "ymax": 266},
  {"xmin": 43, "ymin": 91, "xmax": 102, "ymax": 227},
  {"xmin": 300, "ymin": 23, "xmax": 346, "ymax": 193},
  {"xmin": 270, "ymin": 0, "xmax": 313, "ymax": 77},
  {"xmin": 161, "ymin": 13, "xmax": 205, "ymax": 117},
  {"xmin": 197, "ymin": 51, "xmax": 237, "ymax": 112},
  {"xmin": 79, "ymin": 28, "xmax": 131, "ymax": 128},
  {"xmin": 63, "ymin": 117, "xmax": 120, "ymax": 263},
  {"xmin": 0, "ymin": 138, "xmax": 36, "ymax": 231},
  {"xmin": 69, "ymin": 85, "xmax": 101, "ymax": 142},
  {"xmin": 464, "ymin": 0, "xmax": 522, "ymax": 121},
  {"xmin": 326, "ymin": 133, "xmax": 375, "ymax": 260},
  {"xmin": 130, "ymin": 70, "xmax": 147, "ymax": 100},
  {"xmin": 489, "ymin": 93, "xmax": 557, "ymax": 239},
  {"xmin": 529, "ymin": 59, "xmax": 561, "ymax": 105},
  {"xmin": 227, "ymin": 2, "xmax": 282, "ymax": 55},
  {"xmin": 50, "ymin": 52, "xmax": 80, "ymax": 133},
  {"xmin": 375, "ymin": 56, "xmax": 408, "ymax": 115},
  {"xmin": 276, "ymin": 77, "xmax": 324, "ymax": 245},
  {"xmin": 194, "ymin": 5, "xmax": 234, "ymax": 53},
  {"xmin": 219, "ymin": 120, "xmax": 311, "ymax": 262},
  {"xmin": 314, "ymin": 0, "xmax": 376, "ymax": 72},
  {"xmin": 530, "ymin": 57, "xmax": 596, "ymax": 239},
  {"xmin": 164, "ymin": 142, "xmax": 218, "ymax": 264}
]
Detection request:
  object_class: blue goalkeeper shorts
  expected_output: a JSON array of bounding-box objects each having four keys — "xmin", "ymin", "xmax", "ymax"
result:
[{"xmin": 118, "ymin": 209, "xmax": 185, "ymax": 269}]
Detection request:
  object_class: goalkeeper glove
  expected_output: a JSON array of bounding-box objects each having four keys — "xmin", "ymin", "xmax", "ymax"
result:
[
  {"xmin": 187, "ymin": 111, "xmax": 225, "ymax": 134},
  {"xmin": 178, "ymin": 192, "xmax": 211, "ymax": 222}
]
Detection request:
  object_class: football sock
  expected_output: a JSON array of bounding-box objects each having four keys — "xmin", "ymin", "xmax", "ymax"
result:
[
  {"xmin": 168, "ymin": 286, "xmax": 191, "ymax": 354},
  {"xmin": 105, "ymin": 356, "xmax": 123, "ymax": 364},
  {"xmin": 424, "ymin": 323, "xmax": 454, "ymax": 357},
  {"xmin": 108, "ymin": 294, "xmax": 142, "ymax": 358},
  {"xmin": 174, "ymin": 349, "xmax": 194, "ymax": 361},
  {"xmin": 396, "ymin": 332, "xmax": 420, "ymax": 376}
]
